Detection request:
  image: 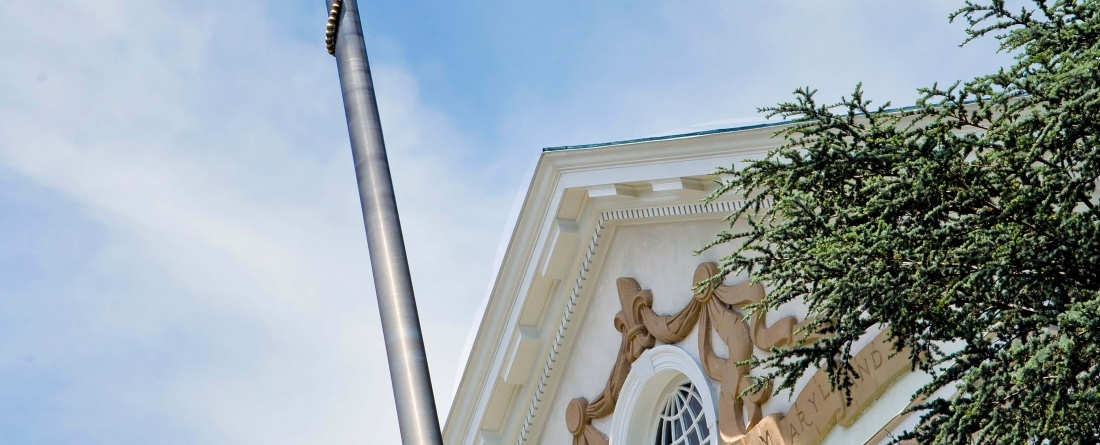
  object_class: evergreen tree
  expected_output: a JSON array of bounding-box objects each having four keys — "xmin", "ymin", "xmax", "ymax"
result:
[{"xmin": 703, "ymin": 1, "xmax": 1100, "ymax": 443}]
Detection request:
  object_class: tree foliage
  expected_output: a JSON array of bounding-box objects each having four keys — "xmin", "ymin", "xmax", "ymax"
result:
[{"xmin": 702, "ymin": 1, "xmax": 1100, "ymax": 443}]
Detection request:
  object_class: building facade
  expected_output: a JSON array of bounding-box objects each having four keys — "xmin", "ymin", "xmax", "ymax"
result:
[{"xmin": 444, "ymin": 125, "xmax": 929, "ymax": 445}]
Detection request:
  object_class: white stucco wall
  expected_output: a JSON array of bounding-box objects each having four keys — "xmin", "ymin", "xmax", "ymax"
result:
[{"xmin": 536, "ymin": 218, "xmax": 735, "ymax": 444}]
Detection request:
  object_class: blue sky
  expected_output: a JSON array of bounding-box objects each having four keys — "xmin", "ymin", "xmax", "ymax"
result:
[{"xmin": 0, "ymin": 1, "xmax": 1009, "ymax": 443}]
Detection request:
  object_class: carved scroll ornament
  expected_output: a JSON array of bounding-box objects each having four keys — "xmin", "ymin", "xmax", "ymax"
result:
[{"xmin": 565, "ymin": 263, "xmax": 909, "ymax": 445}]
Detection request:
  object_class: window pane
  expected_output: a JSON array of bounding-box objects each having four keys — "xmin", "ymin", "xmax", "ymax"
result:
[{"xmin": 654, "ymin": 382, "xmax": 710, "ymax": 445}]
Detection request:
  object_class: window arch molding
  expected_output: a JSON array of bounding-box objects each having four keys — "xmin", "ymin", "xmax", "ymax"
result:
[{"xmin": 608, "ymin": 345, "xmax": 719, "ymax": 445}]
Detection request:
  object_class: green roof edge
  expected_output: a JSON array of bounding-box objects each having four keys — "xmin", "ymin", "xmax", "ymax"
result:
[
  {"xmin": 541, "ymin": 121, "xmax": 788, "ymax": 152},
  {"xmin": 540, "ymin": 101, "xmax": 956, "ymax": 153}
]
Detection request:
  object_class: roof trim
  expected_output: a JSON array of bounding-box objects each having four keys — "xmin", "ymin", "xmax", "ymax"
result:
[
  {"xmin": 542, "ymin": 121, "xmax": 788, "ymax": 152},
  {"xmin": 544, "ymin": 101, "xmax": 957, "ymax": 153}
]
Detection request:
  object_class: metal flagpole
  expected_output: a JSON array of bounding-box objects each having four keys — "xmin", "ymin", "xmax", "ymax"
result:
[{"xmin": 324, "ymin": 1, "xmax": 443, "ymax": 444}]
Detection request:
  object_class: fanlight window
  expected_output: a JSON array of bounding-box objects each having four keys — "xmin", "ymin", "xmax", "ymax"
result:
[{"xmin": 653, "ymin": 381, "xmax": 711, "ymax": 445}]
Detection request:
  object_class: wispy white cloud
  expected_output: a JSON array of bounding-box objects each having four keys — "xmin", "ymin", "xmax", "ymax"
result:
[
  {"xmin": 0, "ymin": 0, "xmax": 508, "ymax": 443},
  {"xmin": 496, "ymin": 0, "xmax": 1010, "ymax": 151}
]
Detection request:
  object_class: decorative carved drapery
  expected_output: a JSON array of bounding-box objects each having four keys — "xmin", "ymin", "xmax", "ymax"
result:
[
  {"xmin": 565, "ymin": 263, "xmax": 802, "ymax": 444},
  {"xmin": 565, "ymin": 262, "xmax": 907, "ymax": 445}
]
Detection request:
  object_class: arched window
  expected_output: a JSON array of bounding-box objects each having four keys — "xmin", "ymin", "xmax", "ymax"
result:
[
  {"xmin": 609, "ymin": 345, "xmax": 717, "ymax": 445},
  {"xmin": 653, "ymin": 381, "xmax": 711, "ymax": 445}
]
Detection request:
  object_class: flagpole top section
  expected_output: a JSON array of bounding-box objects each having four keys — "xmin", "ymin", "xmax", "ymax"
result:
[
  {"xmin": 324, "ymin": 0, "xmax": 342, "ymax": 56},
  {"xmin": 325, "ymin": 0, "xmax": 444, "ymax": 443}
]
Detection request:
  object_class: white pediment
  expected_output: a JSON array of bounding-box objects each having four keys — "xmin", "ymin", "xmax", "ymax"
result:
[{"xmin": 443, "ymin": 125, "xmax": 789, "ymax": 445}]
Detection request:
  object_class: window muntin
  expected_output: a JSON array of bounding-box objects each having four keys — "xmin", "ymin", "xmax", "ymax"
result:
[{"xmin": 653, "ymin": 381, "xmax": 711, "ymax": 445}]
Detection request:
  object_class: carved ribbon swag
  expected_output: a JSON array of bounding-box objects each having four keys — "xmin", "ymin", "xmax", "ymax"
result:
[{"xmin": 566, "ymin": 263, "xmax": 806, "ymax": 445}]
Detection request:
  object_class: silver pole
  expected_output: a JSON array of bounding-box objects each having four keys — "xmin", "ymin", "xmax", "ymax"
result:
[{"xmin": 327, "ymin": 1, "xmax": 443, "ymax": 443}]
